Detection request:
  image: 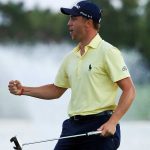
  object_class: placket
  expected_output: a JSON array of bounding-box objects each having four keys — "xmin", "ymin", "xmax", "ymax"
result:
[
  {"xmin": 75, "ymin": 47, "xmax": 88, "ymax": 79},
  {"xmin": 76, "ymin": 57, "xmax": 82, "ymax": 79}
]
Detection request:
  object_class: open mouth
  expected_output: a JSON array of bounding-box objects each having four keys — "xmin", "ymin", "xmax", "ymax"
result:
[{"xmin": 69, "ymin": 29, "xmax": 74, "ymax": 34}]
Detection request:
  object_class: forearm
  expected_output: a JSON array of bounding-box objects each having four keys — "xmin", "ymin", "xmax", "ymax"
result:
[
  {"xmin": 109, "ymin": 86, "xmax": 136, "ymax": 125},
  {"xmin": 22, "ymin": 84, "xmax": 67, "ymax": 100}
]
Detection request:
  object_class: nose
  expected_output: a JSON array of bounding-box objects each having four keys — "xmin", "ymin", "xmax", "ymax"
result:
[{"xmin": 67, "ymin": 18, "xmax": 72, "ymax": 27}]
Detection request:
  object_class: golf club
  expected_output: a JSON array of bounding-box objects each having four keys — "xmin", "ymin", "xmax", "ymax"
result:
[{"xmin": 10, "ymin": 130, "xmax": 102, "ymax": 150}]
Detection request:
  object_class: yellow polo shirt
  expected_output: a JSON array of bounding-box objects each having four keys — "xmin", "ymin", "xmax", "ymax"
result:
[{"xmin": 54, "ymin": 34, "xmax": 130, "ymax": 117}]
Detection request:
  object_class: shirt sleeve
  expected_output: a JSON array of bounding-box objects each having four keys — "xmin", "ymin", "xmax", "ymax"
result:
[
  {"xmin": 54, "ymin": 57, "xmax": 70, "ymax": 88},
  {"xmin": 104, "ymin": 48, "xmax": 130, "ymax": 82}
]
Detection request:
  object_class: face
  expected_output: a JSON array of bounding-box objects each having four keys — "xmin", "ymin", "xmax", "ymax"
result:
[{"xmin": 67, "ymin": 16, "xmax": 88, "ymax": 41}]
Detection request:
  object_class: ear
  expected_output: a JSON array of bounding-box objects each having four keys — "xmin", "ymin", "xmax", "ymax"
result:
[{"xmin": 85, "ymin": 19, "xmax": 93, "ymax": 28}]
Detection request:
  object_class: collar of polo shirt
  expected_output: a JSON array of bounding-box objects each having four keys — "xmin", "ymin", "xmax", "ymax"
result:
[{"xmin": 73, "ymin": 34, "xmax": 102, "ymax": 53}]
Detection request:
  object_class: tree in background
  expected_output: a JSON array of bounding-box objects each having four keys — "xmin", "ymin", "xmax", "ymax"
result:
[
  {"xmin": 138, "ymin": 0, "xmax": 150, "ymax": 65},
  {"xmin": 0, "ymin": 2, "xmax": 32, "ymax": 41},
  {"xmin": 27, "ymin": 9, "xmax": 68, "ymax": 41},
  {"xmin": 0, "ymin": 0, "xmax": 150, "ymax": 65}
]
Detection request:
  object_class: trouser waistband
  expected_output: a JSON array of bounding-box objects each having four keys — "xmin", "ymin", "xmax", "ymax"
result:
[{"xmin": 70, "ymin": 110, "xmax": 113, "ymax": 121}]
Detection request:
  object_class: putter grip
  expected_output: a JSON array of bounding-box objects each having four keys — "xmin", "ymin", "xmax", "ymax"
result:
[{"xmin": 87, "ymin": 131, "xmax": 102, "ymax": 136}]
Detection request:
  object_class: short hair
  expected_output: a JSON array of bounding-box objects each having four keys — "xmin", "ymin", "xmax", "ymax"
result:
[
  {"xmin": 93, "ymin": 21, "xmax": 100, "ymax": 32},
  {"xmin": 82, "ymin": 17, "xmax": 100, "ymax": 32}
]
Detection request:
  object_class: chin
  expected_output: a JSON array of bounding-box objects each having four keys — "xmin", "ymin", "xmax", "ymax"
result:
[
  {"xmin": 71, "ymin": 36, "xmax": 75, "ymax": 40},
  {"xmin": 70, "ymin": 34, "xmax": 79, "ymax": 41}
]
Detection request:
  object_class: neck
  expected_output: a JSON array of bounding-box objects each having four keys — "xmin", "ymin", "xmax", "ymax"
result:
[
  {"xmin": 80, "ymin": 31, "xmax": 97, "ymax": 48},
  {"xmin": 79, "ymin": 31, "xmax": 97, "ymax": 55}
]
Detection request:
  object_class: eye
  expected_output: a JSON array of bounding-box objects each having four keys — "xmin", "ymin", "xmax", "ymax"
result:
[{"xmin": 70, "ymin": 16, "xmax": 78, "ymax": 21}]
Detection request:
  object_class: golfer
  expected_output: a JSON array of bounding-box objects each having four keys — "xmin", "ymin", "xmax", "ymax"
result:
[{"xmin": 8, "ymin": 1, "xmax": 136, "ymax": 150}]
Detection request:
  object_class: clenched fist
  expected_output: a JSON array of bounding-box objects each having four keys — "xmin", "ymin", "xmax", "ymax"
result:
[{"xmin": 8, "ymin": 80, "xmax": 24, "ymax": 95}]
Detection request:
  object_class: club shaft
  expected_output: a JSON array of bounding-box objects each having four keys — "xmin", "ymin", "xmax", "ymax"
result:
[
  {"xmin": 23, "ymin": 133, "xmax": 86, "ymax": 146},
  {"xmin": 22, "ymin": 131, "xmax": 101, "ymax": 146}
]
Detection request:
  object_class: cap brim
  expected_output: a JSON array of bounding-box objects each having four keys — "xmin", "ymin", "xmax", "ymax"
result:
[
  {"xmin": 60, "ymin": 8, "xmax": 71, "ymax": 15},
  {"xmin": 60, "ymin": 8, "xmax": 79, "ymax": 16}
]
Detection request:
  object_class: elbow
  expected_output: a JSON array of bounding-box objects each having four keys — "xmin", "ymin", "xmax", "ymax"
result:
[
  {"xmin": 130, "ymin": 85, "xmax": 136, "ymax": 101},
  {"xmin": 55, "ymin": 94, "xmax": 62, "ymax": 99},
  {"xmin": 46, "ymin": 93, "xmax": 62, "ymax": 100}
]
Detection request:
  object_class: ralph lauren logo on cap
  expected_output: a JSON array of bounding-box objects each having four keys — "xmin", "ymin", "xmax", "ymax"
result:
[{"xmin": 80, "ymin": 12, "xmax": 92, "ymax": 19}]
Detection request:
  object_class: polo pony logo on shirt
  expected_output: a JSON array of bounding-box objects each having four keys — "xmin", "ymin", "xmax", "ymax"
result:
[{"xmin": 89, "ymin": 64, "xmax": 92, "ymax": 71}]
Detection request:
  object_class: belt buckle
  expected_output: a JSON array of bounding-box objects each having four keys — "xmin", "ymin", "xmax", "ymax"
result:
[{"xmin": 106, "ymin": 110, "xmax": 113, "ymax": 115}]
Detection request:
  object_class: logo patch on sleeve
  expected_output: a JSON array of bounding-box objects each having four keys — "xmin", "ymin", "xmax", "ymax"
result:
[{"xmin": 122, "ymin": 66, "xmax": 127, "ymax": 71}]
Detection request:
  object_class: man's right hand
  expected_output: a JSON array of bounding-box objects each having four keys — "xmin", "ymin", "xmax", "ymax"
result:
[{"xmin": 8, "ymin": 80, "xmax": 23, "ymax": 95}]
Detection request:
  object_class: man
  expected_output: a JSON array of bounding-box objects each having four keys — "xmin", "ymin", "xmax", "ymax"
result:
[{"xmin": 8, "ymin": 1, "xmax": 136, "ymax": 150}]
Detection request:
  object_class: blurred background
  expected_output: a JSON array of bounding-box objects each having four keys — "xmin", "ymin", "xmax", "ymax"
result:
[{"xmin": 0, "ymin": 0, "xmax": 150, "ymax": 149}]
